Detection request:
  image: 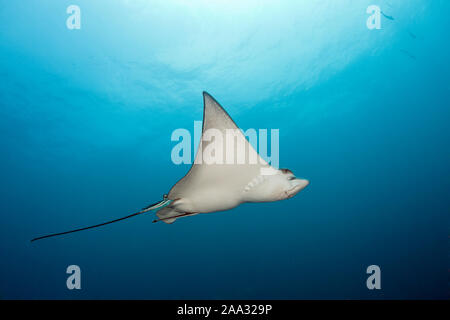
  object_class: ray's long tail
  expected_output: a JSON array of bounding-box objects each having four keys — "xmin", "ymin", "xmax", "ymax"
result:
[{"xmin": 31, "ymin": 195, "xmax": 171, "ymax": 242}]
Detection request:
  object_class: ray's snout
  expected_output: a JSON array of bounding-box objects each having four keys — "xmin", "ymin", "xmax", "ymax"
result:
[{"xmin": 287, "ymin": 178, "xmax": 309, "ymax": 198}]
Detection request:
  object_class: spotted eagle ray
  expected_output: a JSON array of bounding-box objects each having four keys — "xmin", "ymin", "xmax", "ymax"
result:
[{"xmin": 31, "ymin": 92, "xmax": 309, "ymax": 241}]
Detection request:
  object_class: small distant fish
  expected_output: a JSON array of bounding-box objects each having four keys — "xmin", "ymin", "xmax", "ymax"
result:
[
  {"xmin": 400, "ymin": 49, "xmax": 416, "ymax": 60},
  {"xmin": 381, "ymin": 11, "xmax": 395, "ymax": 20},
  {"xmin": 408, "ymin": 31, "xmax": 417, "ymax": 39}
]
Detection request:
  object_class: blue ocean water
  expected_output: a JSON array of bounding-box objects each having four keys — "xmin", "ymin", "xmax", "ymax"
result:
[{"xmin": 0, "ymin": 0, "xmax": 449, "ymax": 299}]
